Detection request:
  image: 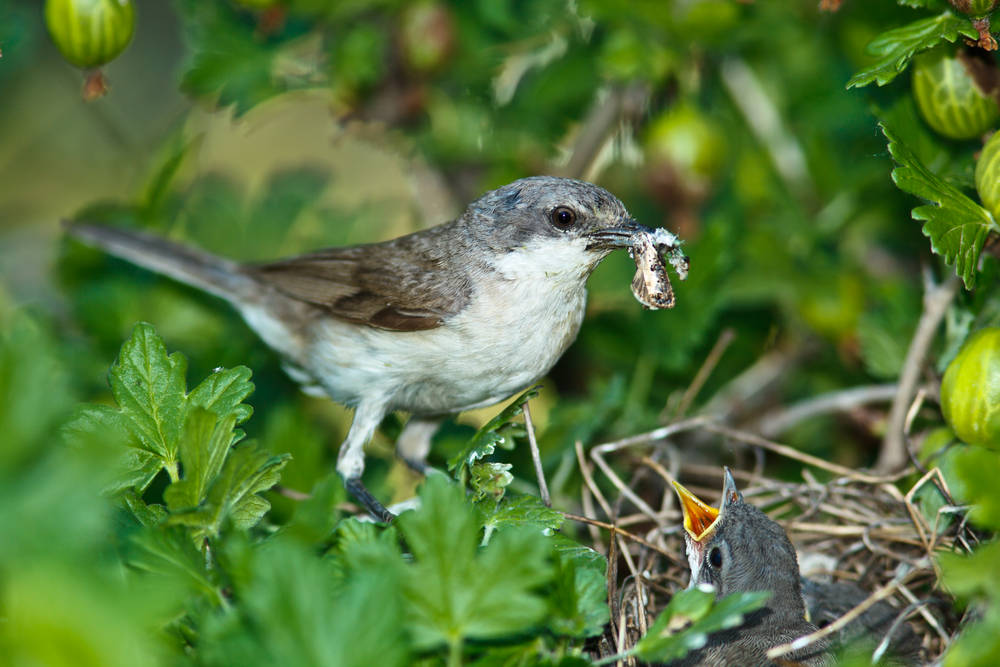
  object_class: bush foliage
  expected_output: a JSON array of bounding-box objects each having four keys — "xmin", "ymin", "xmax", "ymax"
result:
[{"xmin": 2, "ymin": 0, "xmax": 1000, "ymax": 664}]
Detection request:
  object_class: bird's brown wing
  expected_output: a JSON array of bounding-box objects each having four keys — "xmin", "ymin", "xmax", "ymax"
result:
[{"xmin": 245, "ymin": 237, "xmax": 471, "ymax": 332}]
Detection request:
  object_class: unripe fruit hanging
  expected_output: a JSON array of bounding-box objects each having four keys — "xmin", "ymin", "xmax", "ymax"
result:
[
  {"xmin": 45, "ymin": 0, "xmax": 135, "ymax": 100},
  {"xmin": 45, "ymin": 0, "xmax": 135, "ymax": 69},
  {"xmin": 912, "ymin": 49, "xmax": 999, "ymax": 140},
  {"xmin": 977, "ymin": 132, "xmax": 1000, "ymax": 218},
  {"xmin": 941, "ymin": 327, "xmax": 1000, "ymax": 447}
]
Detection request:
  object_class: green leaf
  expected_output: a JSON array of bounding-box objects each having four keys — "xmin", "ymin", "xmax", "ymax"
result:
[
  {"xmin": 943, "ymin": 607, "xmax": 1000, "ymax": 667},
  {"xmin": 176, "ymin": 1, "xmax": 294, "ymax": 116},
  {"xmin": 127, "ymin": 526, "xmax": 219, "ymax": 600},
  {"xmin": 108, "ymin": 322, "xmax": 188, "ymax": 471},
  {"xmin": 950, "ymin": 446, "xmax": 1000, "ymax": 529},
  {"xmin": 398, "ymin": 475, "xmax": 552, "ymax": 652},
  {"xmin": 470, "ymin": 462, "xmax": 514, "ymax": 502},
  {"xmin": 64, "ymin": 404, "xmax": 162, "ymax": 494},
  {"xmin": 122, "ymin": 490, "xmax": 168, "ymax": 528},
  {"xmin": 284, "ymin": 474, "xmax": 346, "ymax": 544},
  {"xmin": 188, "ymin": 366, "xmax": 255, "ymax": 425},
  {"xmin": 480, "ymin": 494, "xmax": 565, "ymax": 536},
  {"xmin": 74, "ymin": 324, "xmax": 270, "ymax": 516},
  {"xmin": 847, "ymin": 12, "xmax": 977, "ymax": 88},
  {"xmin": 880, "ymin": 119, "xmax": 999, "ymax": 289},
  {"xmin": 546, "ymin": 541, "xmax": 609, "ymax": 638},
  {"xmin": 549, "ymin": 533, "xmax": 607, "ymax": 576},
  {"xmin": 164, "ymin": 409, "xmax": 238, "ymax": 513},
  {"xmin": 632, "ymin": 587, "xmax": 770, "ymax": 663},
  {"xmin": 168, "ymin": 441, "xmax": 290, "ymax": 539},
  {"xmin": 0, "ymin": 312, "xmax": 72, "ymax": 468},
  {"xmin": 448, "ymin": 387, "xmax": 539, "ymax": 475},
  {"xmin": 199, "ymin": 537, "xmax": 409, "ymax": 667}
]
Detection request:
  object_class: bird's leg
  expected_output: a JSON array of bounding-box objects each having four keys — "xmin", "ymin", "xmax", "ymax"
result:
[
  {"xmin": 396, "ymin": 415, "xmax": 443, "ymax": 474},
  {"xmin": 337, "ymin": 399, "xmax": 394, "ymax": 522},
  {"xmin": 344, "ymin": 478, "xmax": 395, "ymax": 523}
]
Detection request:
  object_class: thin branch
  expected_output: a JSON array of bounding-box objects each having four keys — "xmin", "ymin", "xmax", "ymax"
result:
[
  {"xmin": 666, "ymin": 327, "xmax": 736, "ymax": 421},
  {"xmin": 702, "ymin": 422, "xmax": 907, "ymax": 484},
  {"xmin": 562, "ymin": 512, "xmax": 681, "ymax": 562},
  {"xmin": 591, "ymin": 445, "xmax": 664, "ymax": 522},
  {"xmin": 698, "ymin": 346, "xmax": 803, "ymax": 422},
  {"xmin": 591, "ymin": 415, "xmax": 713, "ymax": 453},
  {"xmin": 766, "ymin": 568, "xmax": 911, "ymax": 661},
  {"xmin": 877, "ymin": 269, "xmax": 960, "ymax": 472},
  {"xmin": 523, "ymin": 401, "xmax": 551, "ymax": 507},
  {"xmin": 757, "ymin": 383, "xmax": 899, "ymax": 438},
  {"xmin": 575, "ymin": 440, "xmax": 640, "ymax": 578},
  {"xmin": 556, "ymin": 82, "xmax": 648, "ymax": 180},
  {"xmin": 274, "ymin": 485, "xmax": 311, "ymax": 501}
]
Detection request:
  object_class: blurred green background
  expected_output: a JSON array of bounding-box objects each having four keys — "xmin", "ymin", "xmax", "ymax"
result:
[
  {"xmin": 4, "ymin": 0, "xmax": 1000, "ymax": 665},
  {"xmin": 1, "ymin": 0, "xmax": 941, "ymax": 498}
]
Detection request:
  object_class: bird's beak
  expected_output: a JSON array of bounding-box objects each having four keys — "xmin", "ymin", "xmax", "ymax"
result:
[
  {"xmin": 672, "ymin": 480, "xmax": 721, "ymax": 543},
  {"xmin": 584, "ymin": 219, "xmax": 652, "ymax": 250}
]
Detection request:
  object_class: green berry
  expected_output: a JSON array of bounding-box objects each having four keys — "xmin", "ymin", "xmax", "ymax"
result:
[
  {"xmin": 45, "ymin": 0, "xmax": 135, "ymax": 70},
  {"xmin": 644, "ymin": 104, "xmax": 725, "ymax": 183},
  {"xmin": 976, "ymin": 131, "xmax": 1000, "ymax": 218},
  {"xmin": 912, "ymin": 49, "xmax": 999, "ymax": 140},
  {"xmin": 941, "ymin": 327, "xmax": 1000, "ymax": 447}
]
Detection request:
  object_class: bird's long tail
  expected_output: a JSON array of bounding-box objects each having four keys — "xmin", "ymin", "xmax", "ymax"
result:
[{"xmin": 66, "ymin": 222, "xmax": 259, "ymax": 304}]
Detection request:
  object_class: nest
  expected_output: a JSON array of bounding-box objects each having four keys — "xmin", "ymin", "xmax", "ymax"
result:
[{"xmin": 564, "ymin": 416, "xmax": 979, "ymax": 665}]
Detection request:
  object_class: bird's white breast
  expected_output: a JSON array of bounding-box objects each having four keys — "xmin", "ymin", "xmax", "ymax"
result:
[{"xmin": 301, "ymin": 236, "xmax": 596, "ymax": 415}]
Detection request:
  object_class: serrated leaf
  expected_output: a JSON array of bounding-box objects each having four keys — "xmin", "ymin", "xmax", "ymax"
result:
[
  {"xmin": 188, "ymin": 366, "xmax": 255, "ymax": 425},
  {"xmin": 198, "ymin": 537, "xmax": 409, "ymax": 667},
  {"xmin": 127, "ymin": 526, "xmax": 218, "ymax": 599},
  {"xmin": 76, "ymin": 324, "xmax": 266, "ymax": 511},
  {"xmin": 632, "ymin": 588, "xmax": 770, "ymax": 663},
  {"xmin": 448, "ymin": 387, "xmax": 540, "ymax": 475},
  {"xmin": 847, "ymin": 12, "xmax": 977, "ymax": 88},
  {"xmin": 470, "ymin": 462, "xmax": 514, "ymax": 502},
  {"xmin": 398, "ymin": 475, "xmax": 552, "ymax": 652},
  {"xmin": 176, "ymin": 0, "xmax": 299, "ymax": 116},
  {"xmin": 168, "ymin": 442, "xmax": 290, "ymax": 539},
  {"xmin": 122, "ymin": 490, "xmax": 168, "ymax": 528},
  {"xmin": 480, "ymin": 494, "xmax": 565, "ymax": 535},
  {"xmin": 549, "ymin": 533, "xmax": 607, "ymax": 574},
  {"xmin": 64, "ymin": 404, "xmax": 164, "ymax": 494},
  {"xmin": 108, "ymin": 322, "xmax": 188, "ymax": 469},
  {"xmin": 546, "ymin": 542, "xmax": 609, "ymax": 638},
  {"xmin": 164, "ymin": 409, "xmax": 238, "ymax": 513},
  {"xmin": 284, "ymin": 474, "xmax": 345, "ymax": 544},
  {"xmin": 880, "ymin": 119, "xmax": 999, "ymax": 289}
]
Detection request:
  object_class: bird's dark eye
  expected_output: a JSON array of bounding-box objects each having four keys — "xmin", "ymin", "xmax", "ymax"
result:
[
  {"xmin": 708, "ymin": 547, "xmax": 723, "ymax": 569},
  {"xmin": 550, "ymin": 206, "xmax": 576, "ymax": 229}
]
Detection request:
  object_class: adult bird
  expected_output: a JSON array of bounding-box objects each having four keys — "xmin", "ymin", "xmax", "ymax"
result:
[{"xmin": 68, "ymin": 176, "xmax": 684, "ymax": 521}]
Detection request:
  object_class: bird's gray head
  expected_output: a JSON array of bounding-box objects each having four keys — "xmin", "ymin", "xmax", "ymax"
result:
[
  {"xmin": 673, "ymin": 469, "xmax": 805, "ymax": 619},
  {"xmin": 463, "ymin": 176, "xmax": 650, "ymax": 273}
]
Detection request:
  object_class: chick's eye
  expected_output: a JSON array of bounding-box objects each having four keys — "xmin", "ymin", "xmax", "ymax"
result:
[
  {"xmin": 709, "ymin": 547, "xmax": 723, "ymax": 569},
  {"xmin": 550, "ymin": 206, "xmax": 576, "ymax": 229}
]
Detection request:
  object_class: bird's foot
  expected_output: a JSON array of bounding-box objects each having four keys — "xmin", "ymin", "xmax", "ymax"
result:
[{"xmin": 344, "ymin": 477, "xmax": 396, "ymax": 523}]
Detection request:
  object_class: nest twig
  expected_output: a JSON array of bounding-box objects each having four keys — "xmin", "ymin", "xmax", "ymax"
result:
[{"xmin": 565, "ymin": 419, "xmax": 977, "ymax": 665}]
